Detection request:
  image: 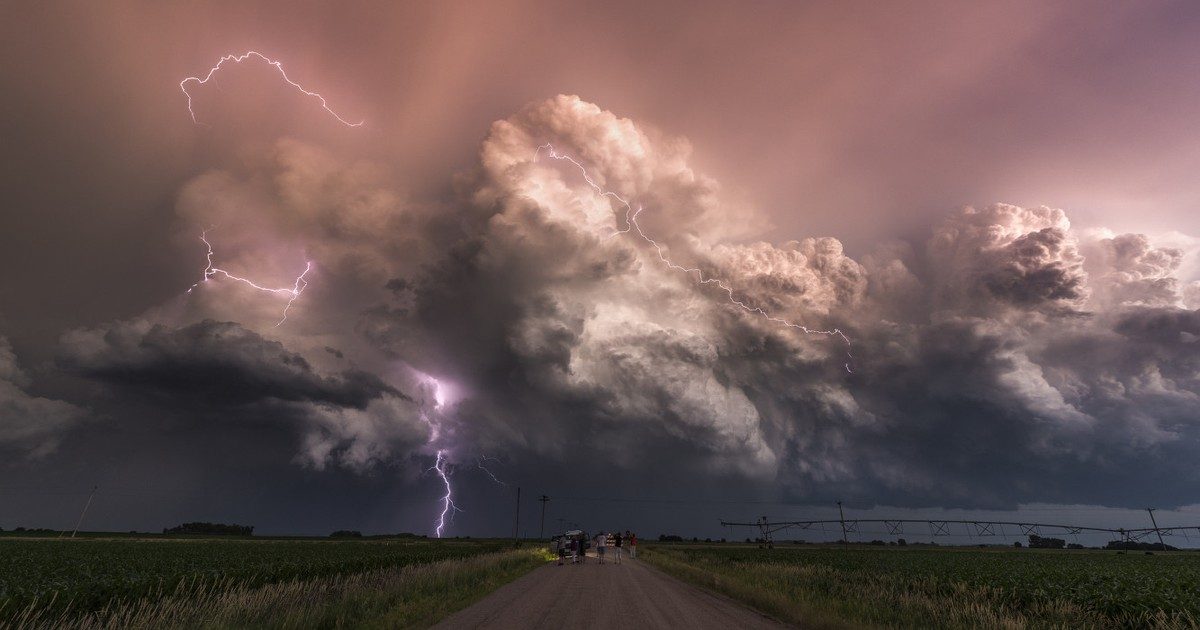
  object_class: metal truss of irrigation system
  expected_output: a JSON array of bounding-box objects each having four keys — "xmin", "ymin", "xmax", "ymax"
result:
[{"xmin": 721, "ymin": 514, "xmax": 1200, "ymax": 546}]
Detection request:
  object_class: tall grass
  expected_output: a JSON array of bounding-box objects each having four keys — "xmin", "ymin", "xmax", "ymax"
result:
[
  {"xmin": 4, "ymin": 548, "xmax": 550, "ymax": 630},
  {"xmin": 643, "ymin": 546, "xmax": 1200, "ymax": 629}
]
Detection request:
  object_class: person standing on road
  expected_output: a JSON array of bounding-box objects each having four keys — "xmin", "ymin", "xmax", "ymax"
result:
[
  {"xmin": 612, "ymin": 530, "xmax": 623, "ymax": 563},
  {"xmin": 628, "ymin": 531, "xmax": 637, "ymax": 558},
  {"xmin": 594, "ymin": 531, "xmax": 608, "ymax": 564},
  {"xmin": 556, "ymin": 536, "xmax": 568, "ymax": 565}
]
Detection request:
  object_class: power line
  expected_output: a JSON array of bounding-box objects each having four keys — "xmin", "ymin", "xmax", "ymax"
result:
[{"xmin": 538, "ymin": 495, "xmax": 550, "ymax": 538}]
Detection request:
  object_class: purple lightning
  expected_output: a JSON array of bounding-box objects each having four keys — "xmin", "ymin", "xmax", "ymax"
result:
[
  {"xmin": 421, "ymin": 377, "xmax": 461, "ymax": 538},
  {"xmin": 180, "ymin": 51, "xmax": 364, "ymax": 127},
  {"xmin": 431, "ymin": 450, "xmax": 457, "ymax": 538},
  {"xmin": 476, "ymin": 456, "xmax": 509, "ymax": 487},
  {"xmin": 189, "ymin": 232, "xmax": 312, "ymax": 327},
  {"xmin": 535, "ymin": 144, "xmax": 855, "ymax": 372}
]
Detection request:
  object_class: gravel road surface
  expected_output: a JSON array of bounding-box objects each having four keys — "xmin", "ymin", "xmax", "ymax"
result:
[{"xmin": 433, "ymin": 552, "xmax": 787, "ymax": 629}]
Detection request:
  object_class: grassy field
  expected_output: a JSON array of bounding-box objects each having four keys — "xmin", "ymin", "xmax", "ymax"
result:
[
  {"xmin": 0, "ymin": 537, "xmax": 550, "ymax": 629},
  {"xmin": 643, "ymin": 544, "xmax": 1200, "ymax": 629}
]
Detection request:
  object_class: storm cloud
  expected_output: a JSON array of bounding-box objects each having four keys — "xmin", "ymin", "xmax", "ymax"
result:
[
  {"xmin": 58, "ymin": 319, "xmax": 429, "ymax": 470},
  {"xmin": 33, "ymin": 94, "xmax": 1197, "ymax": 513},
  {"xmin": 0, "ymin": 336, "xmax": 85, "ymax": 458},
  {"xmin": 4, "ymin": 0, "xmax": 1200, "ymax": 535}
]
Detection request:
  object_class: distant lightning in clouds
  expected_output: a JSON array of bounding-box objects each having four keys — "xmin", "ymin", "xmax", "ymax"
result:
[
  {"xmin": 476, "ymin": 456, "xmax": 509, "ymax": 487},
  {"xmin": 189, "ymin": 232, "xmax": 312, "ymax": 327},
  {"xmin": 180, "ymin": 51, "xmax": 363, "ymax": 127},
  {"xmin": 535, "ymin": 144, "xmax": 855, "ymax": 372},
  {"xmin": 177, "ymin": 52, "xmax": 359, "ymax": 325}
]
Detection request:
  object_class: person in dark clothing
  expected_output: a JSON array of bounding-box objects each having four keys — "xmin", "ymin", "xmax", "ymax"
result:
[{"xmin": 612, "ymin": 531, "xmax": 623, "ymax": 563}]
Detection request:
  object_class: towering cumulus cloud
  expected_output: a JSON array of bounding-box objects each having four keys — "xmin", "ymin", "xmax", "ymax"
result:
[{"xmin": 55, "ymin": 95, "xmax": 1200, "ymax": 509}]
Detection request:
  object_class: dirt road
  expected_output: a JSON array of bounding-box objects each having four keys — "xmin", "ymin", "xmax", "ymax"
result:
[{"xmin": 432, "ymin": 552, "xmax": 787, "ymax": 629}]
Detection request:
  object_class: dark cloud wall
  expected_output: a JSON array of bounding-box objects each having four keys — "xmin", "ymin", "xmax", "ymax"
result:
[
  {"xmin": 2, "ymin": 2, "xmax": 1199, "ymax": 536},
  {"xmin": 0, "ymin": 337, "xmax": 85, "ymax": 458}
]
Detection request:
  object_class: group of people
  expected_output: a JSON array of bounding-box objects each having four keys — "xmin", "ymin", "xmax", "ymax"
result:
[{"xmin": 555, "ymin": 530, "xmax": 638, "ymax": 565}]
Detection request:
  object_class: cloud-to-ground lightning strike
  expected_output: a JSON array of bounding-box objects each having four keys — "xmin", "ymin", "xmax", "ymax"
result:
[
  {"xmin": 189, "ymin": 232, "xmax": 312, "ymax": 327},
  {"xmin": 535, "ymin": 144, "xmax": 855, "ymax": 372},
  {"xmin": 431, "ymin": 450, "xmax": 457, "ymax": 538},
  {"xmin": 421, "ymin": 378, "xmax": 460, "ymax": 538},
  {"xmin": 177, "ymin": 51, "xmax": 469, "ymax": 535},
  {"xmin": 180, "ymin": 51, "xmax": 363, "ymax": 127}
]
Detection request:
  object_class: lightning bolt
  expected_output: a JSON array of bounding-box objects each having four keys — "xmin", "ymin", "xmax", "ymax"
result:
[
  {"xmin": 420, "ymin": 377, "xmax": 463, "ymax": 538},
  {"xmin": 535, "ymin": 144, "xmax": 855, "ymax": 373},
  {"xmin": 430, "ymin": 449, "xmax": 458, "ymax": 538},
  {"xmin": 189, "ymin": 232, "xmax": 312, "ymax": 327},
  {"xmin": 180, "ymin": 51, "xmax": 364, "ymax": 127},
  {"xmin": 476, "ymin": 456, "xmax": 509, "ymax": 487},
  {"xmin": 177, "ymin": 53, "xmax": 353, "ymax": 326}
]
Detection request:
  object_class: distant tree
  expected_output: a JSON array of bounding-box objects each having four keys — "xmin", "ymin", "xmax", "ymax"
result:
[
  {"xmin": 1013, "ymin": 541, "xmax": 1023, "ymax": 548},
  {"xmin": 7, "ymin": 527, "xmax": 55, "ymax": 536},
  {"xmin": 745, "ymin": 537, "xmax": 752, "ymax": 543},
  {"xmin": 330, "ymin": 530, "xmax": 363, "ymax": 538},
  {"xmin": 1028, "ymin": 535, "xmax": 1065, "ymax": 549},
  {"xmin": 897, "ymin": 538, "xmax": 907, "ymax": 546},
  {"xmin": 658, "ymin": 534, "xmax": 684, "ymax": 542},
  {"xmin": 1104, "ymin": 540, "xmax": 1176, "ymax": 551},
  {"xmin": 163, "ymin": 522, "xmax": 254, "ymax": 536},
  {"xmin": 1067, "ymin": 543, "xmax": 1085, "ymax": 550}
]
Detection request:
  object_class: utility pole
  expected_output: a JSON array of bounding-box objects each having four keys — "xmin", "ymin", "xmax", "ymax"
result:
[
  {"xmin": 512, "ymin": 486, "xmax": 521, "ymax": 547},
  {"xmin": 837, "ymin": 500, "xmax": 848, "ymax": 544},
  {"xmin": 538, "ymin": 495, "xmax": 550, "ymax": 538},
  {"xmin": 1146, "ymin": 508, "xmax": 1166, "ymax": 548},
  {"xmin": 72, "ymin": 486, "xmax": 98, "ymax": 539}
]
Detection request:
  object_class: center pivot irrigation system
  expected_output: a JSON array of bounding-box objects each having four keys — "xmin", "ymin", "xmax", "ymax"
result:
[{"xmin": 722, "ymin": 508, "xmax": 1200, "ymax": 547}]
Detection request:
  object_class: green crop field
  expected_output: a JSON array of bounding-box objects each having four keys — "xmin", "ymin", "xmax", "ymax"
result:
[
  {"xmin": 644, "ymin": 545, "xmax": 1200, "ymax": 629},
  {"xmin": 0, "ymin": 537, "xmax": 549, "ymax": 629}
]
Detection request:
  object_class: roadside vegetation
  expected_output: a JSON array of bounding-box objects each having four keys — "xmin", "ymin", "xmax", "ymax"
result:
[
  {"xmin": 0, "ymin": 538, "xmax": 550, "ymax": 629},
  {"xmin": 643, "ymin": 544, "xmax": 1200, "ymax": 629}
]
